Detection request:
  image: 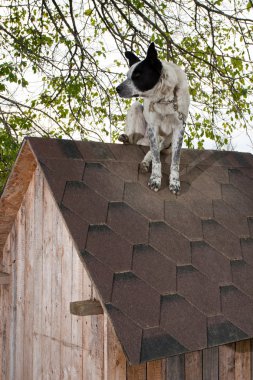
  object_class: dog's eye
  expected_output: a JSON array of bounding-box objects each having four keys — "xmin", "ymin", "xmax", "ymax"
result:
[{"xmin": 132, "ymin": 71, "xmax": 141, "ymax": 79}]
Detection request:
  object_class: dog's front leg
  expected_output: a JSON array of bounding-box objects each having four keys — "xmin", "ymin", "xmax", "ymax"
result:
[
  {"xmin": 169, "ymin": 125, "xmax": 185, "ymax": 194},
  {"xmin": 146, "ymin": 124, "xmax": 161, "ymax": 192}
]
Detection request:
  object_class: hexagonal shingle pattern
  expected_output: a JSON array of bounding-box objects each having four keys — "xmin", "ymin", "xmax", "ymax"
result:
[{"xmin": 27, "ymin": 137, "xmax": 253, "ymax": 365}]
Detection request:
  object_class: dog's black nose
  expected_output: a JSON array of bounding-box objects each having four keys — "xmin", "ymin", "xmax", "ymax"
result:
[{"xmin": 116, "ymin": 86, "xmax": 120, "ymax": 94}]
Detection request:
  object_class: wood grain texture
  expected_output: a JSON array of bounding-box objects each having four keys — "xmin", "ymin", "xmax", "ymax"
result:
[
  {"xmin": 166, "ymin": 354, "xmax": 185, "ymax": 380},
  {"xmin": 0, "ymin": 286, "xmax": 2, "ymax": 376},
  {"xmin": 0, "ymin": 284, "xmax": 11, "ymax": 379},
  {"xmin": 71, "ymin": 242, "xmax": 84, "ymax": 380},
  {"xmin": 60, "ymin": 217, "xmax": 74, "ymax": 379},
  {"xmin": 185, "ymin": 351, "xmax": 202, "ymax": 380},
  {"xmin": 219, "ymin": 343, "xmax": 235, "ymax": 380},
  {"xmin": 251, "ymin": 340, "xmax": 253, "ymax": 380},
  {"xmin": 147, "ymin": 360, "xmax": 165, "ymax": 380},
  {"xmin": 2, "ymin": 233, "xmax": 12, "ymax": 272},
  {"xmin": 1, "ymin": 230, "xmax": 12, "ymax": 379},
  {"xmin": 105, "ymin": 316, "xmax": 126, "ymax": 380},
  {"xmin": 23, "ymin": 176, "xmax": 34, "ymax": 380},
  {"xmin": 1, "ymin": 167, "xmax": 104, "ymax": 379},
  {"xmin": 82, "ymin": 272, "xmax": 105, "ymax": 380},
  {"xmin": 127, "ymin": 362, "xmax": 146, "ymax": 380},
  {"xmin": 9, "ymin": 216, "xmax": 17, "ymax": 380},
  {"xmin": 203, "ymin": 347, "xmax": 219, "ymax": 380},
  {"xmin": 15, "ymin": 203, "xmax": 25, "ymax": 379},
  {"xmin": 41, "ymin": 178, "xmax": 54, "ymax": 380},
  {"xmin": 235, "ymin": 340, "xmax": 251, "ymax": 380},
  {"xmin": 0, "ymin": 273, "xmax": 10, "ymax": 285},
  {"xmin": 32, "ymin": 168, "xmax": 43, "ymax": 380},
  {"xmin": 50, "ymin": 200, "xmax": 62, "ymax": 380}
]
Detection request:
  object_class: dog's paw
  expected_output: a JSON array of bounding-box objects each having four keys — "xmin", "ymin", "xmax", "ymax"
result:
[
  {"xmin": 169, "ymin": 178, "xmax": 180, "ymax": 195},
  {"xmin": 118, "ymin": 133, "xmax": 130, "ymax": 144},
  {"xmin": 148, "ymin": 175, "xmax": 161, "ymax": 192},
  {"xmin": 140, "ymin": 160, "xmax": 150, "ymax": 173}
]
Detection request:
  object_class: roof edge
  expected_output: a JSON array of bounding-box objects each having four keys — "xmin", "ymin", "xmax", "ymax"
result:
[{"xmin": 0, "ymin": 138, "xmax": 37, "ymax": 262}]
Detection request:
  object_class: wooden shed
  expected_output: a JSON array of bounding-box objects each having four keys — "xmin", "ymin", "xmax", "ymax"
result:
[{"xmin": 1, "ymin": 137, "xmax": 253, "ymax": 380}]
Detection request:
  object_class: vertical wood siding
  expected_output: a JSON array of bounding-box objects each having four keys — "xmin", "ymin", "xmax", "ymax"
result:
[
  {"xmin": 1, "ymin": 167, "xmax": 104, "ymax": 379},
  {"xmin": 0, "ymin": 165, "xmax": 253, "ymax": 379}
]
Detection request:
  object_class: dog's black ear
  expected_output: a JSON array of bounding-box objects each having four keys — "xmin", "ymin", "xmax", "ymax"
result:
[
  {"xmin": 125, "ymin": 51, "xmax": 140, "ymax": 67},
  {"xmin": 146, "ymin": 42, "xmax": 159, "ymax": 62}
]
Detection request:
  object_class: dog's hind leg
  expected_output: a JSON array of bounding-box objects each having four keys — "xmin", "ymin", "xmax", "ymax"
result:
[{"xmin": 119, "ymin": 101, "xmax": 147, "ymax": 144}]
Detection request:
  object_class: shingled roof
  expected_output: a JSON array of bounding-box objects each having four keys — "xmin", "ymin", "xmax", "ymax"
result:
[{"xmin": 2, "ymin": 137, "xmax": 253, "ymax": 364}]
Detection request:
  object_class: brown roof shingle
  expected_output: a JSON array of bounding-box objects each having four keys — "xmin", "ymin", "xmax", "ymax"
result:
[{"xmin": 4, "ymin": 136, "xmax": 253, "ymax": 364}]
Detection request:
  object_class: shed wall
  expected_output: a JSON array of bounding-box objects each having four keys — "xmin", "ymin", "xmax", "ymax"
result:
[
  {"xmin": 0, "ymin": 164, "xmax": 253, "ymax": 379},
  {"xmin": 0, "ymin": 166, "xmax": 106, "ymax": 380}
]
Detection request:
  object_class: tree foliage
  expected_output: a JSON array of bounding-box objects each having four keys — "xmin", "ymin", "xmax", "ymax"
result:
[{"xmin": 0, "ymin": 0, "xmax": 252, "ymax": 190}]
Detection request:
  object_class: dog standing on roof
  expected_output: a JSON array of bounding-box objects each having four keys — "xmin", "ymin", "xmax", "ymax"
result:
[{"xmin": 116, "ymin": 42, "xmax": 190, "ymax": 194}]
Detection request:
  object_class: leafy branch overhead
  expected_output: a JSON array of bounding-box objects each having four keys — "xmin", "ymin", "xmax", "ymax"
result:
[{"xmin": 0, "ymin": 0, "xmax": 252, "ymax": 191}]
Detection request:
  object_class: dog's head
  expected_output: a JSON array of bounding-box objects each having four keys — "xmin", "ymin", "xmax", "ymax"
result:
[{"xmin": 116, "ymin": 43, "xmax": 162, "ymax": 98}]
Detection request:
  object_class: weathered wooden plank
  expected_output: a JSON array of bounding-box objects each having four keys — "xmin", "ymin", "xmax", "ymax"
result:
[
  {"xmin": 41, "ymin": 179, "xmax": 53, "ymax": 380},
  {"xmin": 1, "ymin": 234, "xmax": 12, "ymax": 378},
  {"xmin": 10, "ymin": 221, "xmax": 17, "ymax": 380},
  {"xmin": 81, "ymin": 267, "xmax": 104, "ymax": 380},
  {"xmin": 219, "ymin": 343, "xmax": 235, "ymax": 380},
  {"xmin": 185, "ymin": 351, "xmax": 202, "ymax": 380},
  {"xmin": 91, "ymin": 287, "xmax": 104, "ymax": 379},
  {"xmin": 203, "ymin": 347, "xmax": 219, "ymax": 380},
  {"xmin": 0, "ymin": 286, "xmax": 2, "ymax": 377},
  {"xmin": 23, "ymin": 177, "xmax": 35, "ymax": 380},
  {"xmin": 60, "ymin": 223, "xmax": 74, "ymax": 379},
  {"xmin": 105, "ymin": 316, "xmax": 127, "ymax": 380},
  {"xmin": 15, "ymin": 204, "xmax": 26, "ymax": 379},
  {"xmin": 32, "ymin": 168, "xmax": 44, "ymax": 380},
  {"xmin": 251, "ymin": 339, "xmax": 253, "ymax": 380},
  {"xmin": 147, "ymin": 359, "xmax": 165, "ymax": 380},
  {"xmin": 1, "ymin": 287, "xmax": 7, "ymax": 379},
  {"xmin": 127, "ymin": 362, "xmax": 147, "ymax": 380},
  {"xmin": 70, "ymin": 243, "xmax": 84, "ymax": 379},
  {"xmin": 70, "ymin": 299, "xmax": 103, "ymax": 316},
  {"xmin": 5, "ymin": 284, "xmax": 12, "ymax": 380},
  {"xmin": 0, "ymin": 273, "xmax": 10, "ymax": 285},
  {"xmin": 0, "ymin": 284, "xmax": 10, "ymax": 379},
  {"xmin": 235, "ymin": 340, "xmax": 251, "ymax": 380},
  {"xmin": 0, "ymin": 285, "xmax": 10, "ymax": 378},
  {"xmin": 2, "ymin": 233, "xmax": 12, "ymax": 272},
  {"xmin": 166, "ymin": 354, "xmax": 185, "ymax": 380},
  {"xmin": 1, "ymin": 230, "xmax": 11, "ymax": 380},
  {"xmin": 82, "ymin": 264, "xmax": 94, "ymax": 380},
  {"xmin": 50, "ymin": 200, "xmax": 62, "ymax": 380}
]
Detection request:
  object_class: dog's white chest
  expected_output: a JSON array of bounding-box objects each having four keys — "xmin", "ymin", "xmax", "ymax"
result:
[{"xmin": 143, "ymin": 99, "xmax": 183, "ymax": 138}]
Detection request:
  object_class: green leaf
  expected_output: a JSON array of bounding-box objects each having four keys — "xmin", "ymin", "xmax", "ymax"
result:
[
  {"xmin": 84, "ymin": 9, "xmax": 92, "ymax": 16},
  {"xmin": 230, "ymin": 57, "xmax": 243, "ymax": 71}
]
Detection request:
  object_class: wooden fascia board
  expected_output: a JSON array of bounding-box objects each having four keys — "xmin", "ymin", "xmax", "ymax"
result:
[{"xmin": 0, "ymin": 138, "xmax": 37, "ymax": 255}]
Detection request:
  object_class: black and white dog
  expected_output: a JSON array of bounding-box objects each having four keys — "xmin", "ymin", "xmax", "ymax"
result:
[{"xmin": 116, "ymin": 43, "xmax": 190, "ymax": 194}]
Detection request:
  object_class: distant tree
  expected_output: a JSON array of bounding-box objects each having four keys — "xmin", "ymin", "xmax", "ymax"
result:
[{"xmin": 0, "ymin": 0, "xmax": 252, "ymax": 191}]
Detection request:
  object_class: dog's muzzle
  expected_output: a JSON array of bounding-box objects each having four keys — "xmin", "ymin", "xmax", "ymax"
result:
[
  {"xmin": 115, "ymin": 84, "xmax": 124, "ymax": 96},
  {"xmin": 116, "ymin": 80, "xmax": 139, "ymax": 98}
]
